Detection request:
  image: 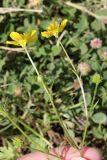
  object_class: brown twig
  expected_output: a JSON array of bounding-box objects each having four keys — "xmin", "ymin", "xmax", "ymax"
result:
[
  {"xmin": 0, "ymin": 46, "xmax": 35, "ymax": 52},
  {"xmin": 0, "ymin": 7, "xmax": 42, "ymax": 14},
  {"xmin": 0, "ymin": 46, "xmax": 24, "ymax": 52},
  {"xmin": 66, "ymin": 1, "xmax": 107, "ymax": 23}
]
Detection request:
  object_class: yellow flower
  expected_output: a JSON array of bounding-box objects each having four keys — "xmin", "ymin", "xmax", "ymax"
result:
[
  {"xmin": 41, "ymin": 19, "xmax": 68, "ymax": 38},
  {"xmin": 6, "ymin": 30, "xmax": 37, "ymax": 48}
]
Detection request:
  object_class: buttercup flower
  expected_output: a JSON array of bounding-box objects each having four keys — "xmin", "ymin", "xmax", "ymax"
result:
[
  {"xmin": 41, "ymin": 19, "xmax": 68, "ymax": 38},
  {"xmin": 90, "ymin": 38, "xmax": 102, "ymax": 49},
  {"xmin": 6, "ymin": 30, "xmax": 37, "ymax": 48}
]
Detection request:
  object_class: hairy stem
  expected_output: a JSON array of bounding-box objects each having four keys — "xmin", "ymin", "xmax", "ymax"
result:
[
  {"xmin": 24, "ymin": 47, "xmax": 79, "ymax": 149},
  {"xmin": 18, "ymin": 118, "xmax": 52, "ymax": 148},
  {"xmin": 0, "ymin": 109, "xmax": 28, "ymax": 139},
  {"xmin": 59, "ymin": 41, "xmax": 88, "ymax": 147},
  {"xmin": 89, "ymin": 84, "xmax": 98, "ymax": 117}
]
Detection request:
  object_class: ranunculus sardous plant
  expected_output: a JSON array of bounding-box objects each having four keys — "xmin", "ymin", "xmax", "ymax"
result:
[
  {"xmin": 18, "ymin": 146, "xmax": 101, "ymax": 160},
  {"xmin": 6, "ymin": 21, "xmax": 102, "ymax": 160}
]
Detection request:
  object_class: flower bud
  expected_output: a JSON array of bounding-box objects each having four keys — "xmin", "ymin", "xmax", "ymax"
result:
[
  {"xmin": 72, "ymin": 79, "xmax": 81, "ymax": 91},
  {"xmin": 90, "ymin": 38, "xmax": 102, "ymax": 49},
  {"xmin": 14, "ymin": 85, "xmax": 22, "ymax": 96},
  {"xmin": 78, "ymin": 63, "xmax": 91, "ymax": 76},
  {"xmin": 91, "ymin": 73, "xmax": 101, "ymax": 85}
]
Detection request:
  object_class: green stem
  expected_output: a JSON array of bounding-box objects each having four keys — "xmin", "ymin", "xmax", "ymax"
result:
[
  {"xmin": 24, "ymin": 47, "xmax": 39, "ymax": 76},
  {"xmin": 24, "ymin": 47, "xmax": 79, "ymax": 149},
  {"xmin": 59, "ymin": 41, "xmax": 88, "ymax": 147},
  {"xmin": 59, "ymin": 41, "xmax": 88, "ymax": 118},
  {"xmin": 88, "ymin": 48, "xmax": 93, "ymax": 55},
  {"xmin": 0, "ymin": 107, "xmax": 52, "ymax": 147},
  {"xmin": 0, "ymin": 109, "xmax": 28, "ymax": 139},
  {"xmin": 91, "ymin": 84, "xmax": 98, "ymax": 108},
  {"xmin": 59, "ymin": 42, "xmax": 76, "ymax": 71},
  {"xmin": 64, "ymin": 101, "xmax": 83, "ymax": 111},
  {"xmin": 89, "ymin": 84, "xmax": 98, "ymax": 116},
  {"xmin": 81, "ymin": 116, "xmax": 88, "ymax": 147},
  {"xmin": 17, "ymin": 118, "xmax": 52, "ymax": 148}
]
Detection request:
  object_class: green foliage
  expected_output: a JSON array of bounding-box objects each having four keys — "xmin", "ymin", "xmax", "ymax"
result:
[
  {"xmin": 91, "ymin": 20, "xmax": 103, "ymax": 31},
  {"xmin": 29, "ymin": 135, "xmax": 48, "ymax": 152},
  {"xmin": 52, "ymin": 46, "xmax": 61, "ymax": 56},
  {"xmin": 76, "ymin": 15, "xmax": 89, "ymax": 33},
  {"xmin": 92, "ymin": 112, "xmax": 107, "ymax": 124},
  {"xmin": 0, "ymin": 143, "xmax": 15, "ymax": 160},
  {"xmin": 92, "ymin": 127, "xmax": 107, "ymax": 140},
  {"xmin": 12, "ymin": 137, "xmax": 23, "ymax": 149}
]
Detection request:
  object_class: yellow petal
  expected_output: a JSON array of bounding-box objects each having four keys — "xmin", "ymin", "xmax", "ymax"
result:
[
  {"xmin": 59, "ymin": 19, "xmax": 68, "ymax": 32},
  {"xmin": 48, "ymin": 23, "xmax": 59, "ymax": 31},
  {"xmin": 18, "ymin": 40, "xmax": 26, "ymax": 48},
  {"xmin": 6, "ymin": 40, "xmax": 19, "ymax": 46},
  {"xmin": 10, "ymin": 32, "xmax": 23, "ymax": 42},
  {"xmin": 53, "ymin": 32, "xmax": 59, "ymax": 38},
  {"xmin": 47, "ymin": 23, "xmax": 53, "ymax": 31},
  {"xmin": 41, "ymin": 31, "xmax": 52, "ymax": 38},
  {"xmin": 30, "ymin": 30, "xmax": 36, "ymax": 36},
  {"xmin": 26, "ymin": 30, "xmax": 37, "ymax": 43},
  {"xmin": 27, "ymin": 30, "xmax": 37, "ymax": 43}
]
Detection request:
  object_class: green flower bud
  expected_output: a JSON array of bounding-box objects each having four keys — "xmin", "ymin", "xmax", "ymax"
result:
[
  {"xmin": 92, "ymin": 73, "xmax": 101, "ymax": 85},
  {"xmin": 12, "ymin": 137, "xmax": 23, "ymax": 149}
]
